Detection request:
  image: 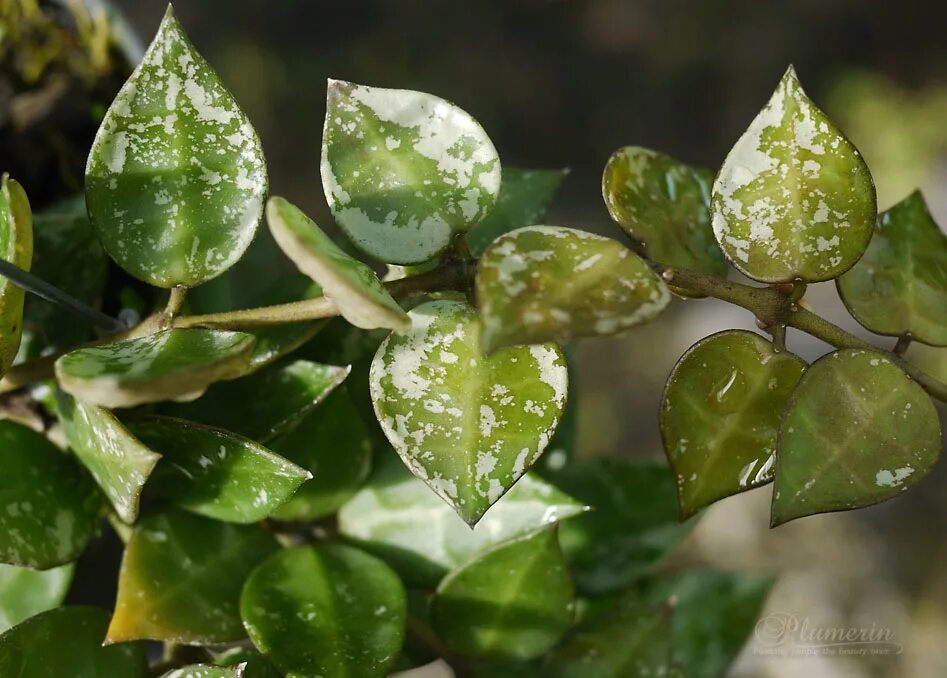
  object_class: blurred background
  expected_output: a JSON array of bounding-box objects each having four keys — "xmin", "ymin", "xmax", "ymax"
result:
[{"xmin": 5, "ymin": 1, "xmax": 947, "ymax": 676}]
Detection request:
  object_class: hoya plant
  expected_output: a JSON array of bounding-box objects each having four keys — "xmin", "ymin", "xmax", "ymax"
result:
[{"xmin": 0, "ymin": 6, "xmax": 943, "ymax": 678}]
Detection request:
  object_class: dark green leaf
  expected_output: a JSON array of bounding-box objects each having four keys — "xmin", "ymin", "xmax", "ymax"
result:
[
  {"xmin": 0, "ymin": 176, "xmax": 32, "ymax": 377},
  {"xmin": 0, "ymin": 563, "xmax": 73, "ymax": 632}
]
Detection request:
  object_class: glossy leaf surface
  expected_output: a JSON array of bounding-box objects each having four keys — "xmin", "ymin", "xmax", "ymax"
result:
[
  {"xmin": 163, "ymin": 666, "xmax": 233, "ymax": 678},
  {"xmin": 0, "ymin": 176, "xmax": 32, "ymax": 377},
  {"xmin": 0, "ymin": 563, "xmax": 73, "ymax": 633}
]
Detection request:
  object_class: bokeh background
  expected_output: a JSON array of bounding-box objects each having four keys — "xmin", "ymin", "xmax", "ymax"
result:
[{"xmin": 7, "ymin": 1, "xmax": 947, "ymax": 676}]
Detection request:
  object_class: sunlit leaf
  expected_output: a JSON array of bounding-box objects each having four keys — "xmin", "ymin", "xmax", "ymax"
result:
[
  {"xmin": 240, "ymin": 544, "xmax": 406, "ymax": 678},
  {"xmin": 711, "ymin": 66, "xmax": 876, "ymax": 283},
  {"xmin": 0, "ymin": 563, "xmax": 73, "ymax": 633},
  {"xmin": 322, "ymin": 79, "xmax": 500, "ymax": 264},
  {"xmin": 0, "ymin": 176, "xmax": 32, "ymax": 377},
  {"xmin": 370, "ymin": 299, "xmax": 567, "ymax": 525},
  {"xmin": 772, "ymin": 349, "xmax": 940, "ymax": 525},
  {"xmin": 661, "ymin": 330, "xmax": 806, "ymax": 518},
  {"xmin": 476, "ymin": 226, "xmax": 669, "ymax": 353},
  {"xmin": 85, "ymin": 6, "xmax": 267, "ymax": 288},
  {"xmin": 107, "ymin": 508, "xmax": 277, "ymax": 644}
]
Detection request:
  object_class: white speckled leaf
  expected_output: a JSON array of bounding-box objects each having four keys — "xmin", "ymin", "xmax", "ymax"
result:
[
  {"xmin": 0, "ymin": 176, "xmax": 32, "ymax": 377},
  {"xmin": 476, "ymin": 226, "xmax": 670, "ymax": 354},
  {"xmin": 711, "ymin": 66, "xmax": 876, "ymax": 283},
  {"xmin": 321, "ymin": 80, "xmax": 500, "ymax": 264},
  {"xmin": 370, "ymin": 300, "xmax": 567, "ymax": 525},
  {"xmin": 266, "ymin": 196, "xmax": 409, "ymax": 332},
  {"xmin": 85, "ymin": 6, "xmax": 267, "ymax": 288}
]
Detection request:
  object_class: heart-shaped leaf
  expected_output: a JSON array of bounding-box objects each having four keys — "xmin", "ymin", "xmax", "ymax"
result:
[
  {"xmin": 56, "ymin": 329, "xmax": 256, "ymax": 409},
  {"xmin": 321, "ymin": 79, "xmax": 501, "ymax": 264},
  {"xmin": 107, "ymin": 509, "xmax": 278, "ymax": 644},
  {"xmin": 0, "ymin": 420, "xmax": 101, "ymax": 567},
  {"xmin": 772, "ymin": 349, "xmax": 940, "ymax": 525},
  {"xmin": 57, "ymin": 393, "xmax": 161, "ymax": 523},
  {"xmin": 266, "ymin": 196, "xmax": 409, "ymax": 332},
  {"xmin": 432, "ymin": 528, "xmax": 574, "ymax": 661},
  {"xmin": 476, "ymin": 226, "xmax": 669, "ymax": 354},
  {"xmin": 0, "ymin": 563, "xmax": 73, "ymax": 633},
  {"xmin": 0, "ymin": 176, "xmax": 32, "ymax": 377},
  {"xmin": 370, "ymin": 299, "xmax": 567, "ymax": 525},
  {"xmin": 128, "ymin": 416, "xmax": 311, "ymax": 524},
  {"xmin": 661, "ymin": 330, "xmax": 806, "ymax": 518},
  {"xmin": 711, "ymin": 66, "xmax": 876, "ymax": 283},
  {"xmin": 0, "ymin": 607, "xmax": 146, "ymax": 677},
  {"xmin": 603, "ymin": 146, "xmax": 726, "ymax": 276},
  {"xmin": 240, "ymin": 544, "xmax": 406, "ymax": 678},
  {"xmin": 838, "ymin": 191, "xmax": 947, "ymax": 346},
  {"xmin": 85, "ymin": 6, "xmax": 266, "ymax": 288}
]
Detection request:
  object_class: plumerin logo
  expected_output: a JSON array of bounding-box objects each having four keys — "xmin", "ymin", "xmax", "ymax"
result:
[{"xmin": 753, "ymin": 613, "xmax": 903, "ymax": 657}]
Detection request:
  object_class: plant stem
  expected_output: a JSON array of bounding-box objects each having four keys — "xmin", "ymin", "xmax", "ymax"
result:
[
  {"xmin": 894, "ymin": 334, "xmax": 912, "ymax": 356},
  {"xmin": 164, "ymin": 286, "xmax": 188, "ymax": 323}
]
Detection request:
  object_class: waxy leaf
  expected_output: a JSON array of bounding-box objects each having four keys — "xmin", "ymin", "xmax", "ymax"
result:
[
  {"xmin": 107, "ymin": 509, "xmax": 278, "ymax": 644},
  {"xmin": 0, "ymin": 563, "xmax": 73, "ymax": 633},
  {"xmin": 57, "ymin": 394, "xmax": 161, "ymax": 523},
  {"xmin": 267, "ymin": 196, "xmax": 409, "ymax": 332},
  {"xmin": 164, "ymin": 666, "xmax": 233, "ymax": 678},
  {"xmin": 661, "ymin": 330, "xmax": 806, "ymax": 518},
  {"xmin": 0, "ymin": 607, "xmax": 146, "ymax": 677},
  {"xmin": 338, "ymin": 451, "xmax": 586, "ymax": 587},
  {"xmin": 322, "ymin": 80, "xmax": 501, "ymax": 264},
  {"xmin": 0, "ymin": 420, "xmax": 101, "ymax": 568},
  {"xmin": 85, "ymin": 6, "xmax": 267, "ymax": 288},
  {"xmin": 711, "ymin": 66, "xmax": 876, "ymax": 283},
  {"xmin": 602, "ymin": 146, "xmax": 726, "ymax": 276},
  {"xmin": 370, "ymin": 299, "xmax": 568, "ymax": 525},
  {"xmin": 0, "ymin": 176, "xmax": 32, "ymax": 377},
  {"xmin": 56, "ymin": 329, "xmax": 256, "ymax": 409},
  {"xmin": 772, "ymin": 349, "xmax": 940, "ymax": 525},
  {"xmin": 477, "ymin": 226, "xmax": 669, "ymax": 353},
  {"xmin": 838, "ymin": 191, "xmax": 947, "ymax": 345},
  {"xmin": 432, "ymin": 528, "xmax": 573, "ymax": 661},
  {"xmin": 128, "ymin": 416, "xmax": 311, "ymax": 523},
  {"xmin": 240, "ymin": 544, "xmax": 406, "ymax": 678}
]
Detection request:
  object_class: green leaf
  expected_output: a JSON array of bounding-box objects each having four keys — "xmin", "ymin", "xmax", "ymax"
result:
[
  {"xmin": 602, "ymin": 146, "xmax": 726, "ymax": 276},
  {"xmin": 321, "ymin": 79, "xmax": 501, "ymax": 264},
  {"xmin": 0, "ymin": 176, "xmax": 32, "ymax": 377},
  {"xmin": 162, "ymin": 359, "xmax": 350, "ymax": 442},
  {"xmin": 711, "ymin": 66, "xmax": 876, "ymax": 283},
  {"xmin": 370, "ymin": 299, "xmax": 568, "ymax": 525},
  {"xmin": 0, "ymin": 420, "xmax": 101, "ymax": 568},
  {"xmin": 127, "ymin": 416, "xmax": 311, "ymax": 523},
  {"xmin": 0, "ymin": 563, "xmax": 73, "ymax": 633},
  {"xmin": 56, "ymin": 329, "xmax": 257, "ymax": 409},
  {"xmin": 466, "ymin": 167, "xmax": 568, "ymax": 256},
  {"xmin": 163, "ymin": 666, "xmax": 234, "ymax": 678},
  {"xmin": 57, "ymin": 393, "xmax": 160, "ymax": 523},
  {"xmin": 107, "ymin": 508, "xmax": 277, "ymax": 644},
  {"xmin": 339, "ymin": 451, "xmax": 586, "ymax": 587},
  {"xmin": 661, "ymin": 330, "xmax": 806, "ymax": 518},
  {"xmin": 0, "ymin": 607, "xmax": 146, "ymax": 677},
  {"xmin": 476, "ymin": 226, "xmax": 669, "ymax": 353},
  {"xmin": 268, "ymin": 387, "xmax": 373, "ymax": 521},
  {"xmin": 432, "ymin": 528, "xmax": 573, "ymax": 661},
  {"xmin": 772, "ymin": 348, "xmax": 940, "ymax": 525},
  {"xmin": 84, "ymin": 6, "xmax": 266, "ymax": 288},
  {"xmin": 266, "ymin": 196, "xmax": 410, "ymax": 332},
  {"xmin": 240, "ymin": 544, "xmax": 406, "ymax": 678},
  {"xmin": 838, "ymin": 191, "xmax": 947, "ymax": 345}
]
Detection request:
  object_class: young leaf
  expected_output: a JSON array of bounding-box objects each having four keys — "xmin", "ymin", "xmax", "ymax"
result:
[
  {"xmin": 0, "ymin": 607, "xmax": 147, "ymax": 677},
  {"xmin": 711, "ymin": 66, "xmax": 876, "ymax": 283},
  {"xmin": 321, "ymin": 80, "xmax": 501, "ymax": 264},
  {"xmin": 0, "ymin": 563, "xmax": 73, "ymax": 633},
  {"xmin": 0, "ymin": 420, "xmax": 101, "ymax": 568},
  {"xmin": 476, "ymin": 226, "xmax": 669, "ymax": 353},
  {"xmin": 56, "ymin": 329, "xmax": 257, "ymax": 409},
  {"xmin": 432, "ymin": 528, "xmax": 574, "ymax": 661},
  {"xmin": 838, "ymin": 191, "xmax": 947, "ymax": 346},
  {"xmin": 0, "ymin": 176, "xmax": 33, "ymax": 377},
  {"xmin": 772, "ymin": 349, "xmax": 940, "ymax": 525},
  {"xmin": 661, "ymin": 330, "xmax": 806, "ymax": 518},
  {"xmin": 370, "ymin": 299, "xmax": 568, "ymax": 525},
  {"xmin": 602, "ymin": 146, "xmax": 726, "ymax": 276},
  {"xmin": 128, "ymin": 416, "xmax": 311, "ymax": 524},
  {"xmin": 267, "ymin": 196, "xmax": 410, "ymax": 332},
  {"xmin": 84, "ymin": 6, "xmax": 267, "ymax": 288},
  {"xmin": 240, "ymin": 544, "xmax": 406, "ymax": 678},
  {"xmin": 107, "ymin": 509, "xmax": 278, "ymax": 644},
  {"xmin": 57, "ymin": 393, "xmax": 161, "ymax": 524}
]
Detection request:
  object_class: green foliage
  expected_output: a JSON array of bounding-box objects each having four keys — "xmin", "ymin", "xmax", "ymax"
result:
[
  {"xmin": 0, "ymin": 175, "xmax": 32, "ymax": 377},
  {"xmin": 0, "ymin": 563, "xmax": 73, "ymax": 633}
]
